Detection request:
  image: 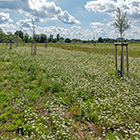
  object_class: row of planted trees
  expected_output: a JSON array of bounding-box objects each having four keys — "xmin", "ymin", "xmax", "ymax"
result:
[
  {"xmin": 0, "ymin": 29, "xmax": 67, "ymax": 44},
  {"xmin": 0, "ymin": 29, "xmax": 30, "ymax": 43},
  {"xmin": 0, "ymin": 29, "xmax": 47, "ymax": 43},
  {"xmin": 0, "ymin": 29, "xmax": 88, "ymax": 44}
]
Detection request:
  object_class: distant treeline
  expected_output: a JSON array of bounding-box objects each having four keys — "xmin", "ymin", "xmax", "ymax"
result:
[
  {"xmin": 96, "ymin": 37, "xmax": 140, "ymax": 43},
  {"xmin": 0, "ymin": 28, "xmax": 140, "ymax": 44}
]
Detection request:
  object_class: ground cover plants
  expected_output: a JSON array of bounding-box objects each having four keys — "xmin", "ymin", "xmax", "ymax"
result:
[
  {"xmin": 0, "ymin": 43, "xmax": 140, "ymax": 140},
  {"xmin": 48, "ymin": 43, "xmax": 140, "ymax": 58}
]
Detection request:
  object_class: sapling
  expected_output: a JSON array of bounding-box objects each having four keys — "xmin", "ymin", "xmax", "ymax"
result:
[{"xmin": 113, "ymin": 7, "xmax": 130, "ymax": 42}]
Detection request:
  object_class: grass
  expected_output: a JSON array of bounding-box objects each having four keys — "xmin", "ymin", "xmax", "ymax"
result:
[
  {"xmin": 47, "ymin": 42, "xmax": 140, "ymax": 57},
  {"xmin": 0, "ymin": 42, "xmax": 140, "ymax": 140}
]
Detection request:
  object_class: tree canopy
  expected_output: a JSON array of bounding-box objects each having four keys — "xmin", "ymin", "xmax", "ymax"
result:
[
  {"xmin": 113, "ymin": 7, "xmax": 130, "ymax": 42},
  {"xmin": 14, "ymin": 30, "xmax": 24, "ymax": 39}
]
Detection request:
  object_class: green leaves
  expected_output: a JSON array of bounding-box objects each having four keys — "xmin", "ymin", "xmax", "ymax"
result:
[{"xmin": 113, "ymin": 7, "xmax": 130, "ymax": 41}]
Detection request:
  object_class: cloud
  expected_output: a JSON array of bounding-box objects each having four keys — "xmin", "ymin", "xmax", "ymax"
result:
[
  {"xmin": 0, "ymin": 0, "xmax": 29, "ymax": 11},
  {"xmin": 36, "ymin": 25, "xmax": 71, "ymax": 38},
  {"xmin": 35, "ymin": 25, "xmax": 91, "ymax": 40},
  {"xmin": 94, "ymin": 28, "xmax": 107, "ymax": 38},
  {"xmin": 58, "ymin": 11, "xmax": 81, "ymax": 24},
  {"xmin": 85, "ymin": 0, "xmax": 140, "ymax": 22},
  {"xmin": 0, "ymin": 12, "xmax": 13, "ymax": 23},
  {"xmin": 125, "ymin": 25, "xmax": 140, "ymax": 39},
  {"xmin": 85, "ymin": 0, "xmax": 116, "ymax": 14},
  {"xmin": 90, "ymin": 22, "xmax": 104, "ymax": 28},
  {"xmin": 106, "ymin": 21, "xmax": 114, "ymax": 28},
  {"xmin": 2, "ymin": 20, "xmax": 140, "ymax": 40},
  {"xmin": 0, "ymin": 0, "xmax": 80, "ymax": 24},
  {"xmin": 0, "ymin": 23, "xmax": 17, "ymax": 34},
  {"xmin": 16, "ymin": 19, "xmax": 34, "ymax": 32},
  {"xmin": 71, "ymin": 26, "xmax": 81, "ymax": 30}
]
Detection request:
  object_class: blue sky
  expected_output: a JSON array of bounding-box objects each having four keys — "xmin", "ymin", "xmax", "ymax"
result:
[{"xmin": 0, "ymin": 0, "xmax": 140, "ymax": 40}]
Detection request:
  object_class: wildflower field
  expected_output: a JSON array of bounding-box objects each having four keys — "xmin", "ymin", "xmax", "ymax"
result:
[{"xmin": 0, "ymin": 43, "xmax": 140, "ymax": 140}]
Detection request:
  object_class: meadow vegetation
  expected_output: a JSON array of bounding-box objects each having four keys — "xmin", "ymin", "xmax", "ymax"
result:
[{"xmin": 0, "ymin": 43, "xmax": 140, "ymax": 140}]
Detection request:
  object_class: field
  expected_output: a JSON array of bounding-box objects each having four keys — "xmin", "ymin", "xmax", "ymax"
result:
[{"xmin": 0, "ymin": 43, "xmax": 140, "ymax": 140}]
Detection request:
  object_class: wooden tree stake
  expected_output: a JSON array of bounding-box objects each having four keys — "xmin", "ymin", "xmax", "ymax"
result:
[
  {"xmin": 44, "ymin": 41, "xmax": 47, "ymax": 48},
  {"xmin": 114, "ymin": 42, "xmax": 129, "ymax": 77},
  {"xmin": 121, "ymin": 45, "xmax": 124, "ymax": 77},
  {"xmin": 31, "ymin": 42, "xmax": 37, "ymax": 56},
  {"xmin": 34, "ymin": 43, "xmax": 37, "ymax": 55},
  {"xmin": 126, "ymin": 44, "xmax": 129, "ymax": 77},
  {"xmin": 115, "ymin": 44, "xmax": 118, "ymax": 76},
  {"xmin": 10, "ymin": 42, "xmax": 12, "ymax": 49}
]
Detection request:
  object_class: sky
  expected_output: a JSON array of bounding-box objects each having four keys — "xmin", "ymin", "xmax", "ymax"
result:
[{"xmin": 0, "ymin": 0, "xmax": 140, "ymax": 40}]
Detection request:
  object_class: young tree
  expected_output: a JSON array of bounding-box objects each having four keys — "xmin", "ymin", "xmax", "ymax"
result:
[
  {"xmin": 98, "ymin": 37, "xmax": 103, "ymax": 43},
  {"xmin": 56, "ymin": 34, "xmax": 60, "ymax": 41},
  {"xmin": 7, "ymin": 32, "xmax": 13, "ymax": 42},
  {"xmin": 52, "ymin": 38, "xmax": 57, "ymax": 43},
  {"xmin": 35, "ymin": 34, "xmax": 41, "ymax": 42},
  {"xmin": 40, "ymin": 34, "xmax": 47, "ymax": 43},
  {"xmin": 31, "ymin": 18, "xmax": 36, "ymax": 41},
  {"xmin": 93, "ymin": 32, "xmax": 96, "ymax": 46},
  {"xmin": 0, "ymin": 28, "xmax": 5, "ymax": 42},
  {"xmin": 65, "ymin": 38, "xmax": 71, "ymax": 43},
  {"xmin": 23, "ymin": 33, "xmax": 29, "ymax": 43},
  {"xmin": 14, "ymin": 30, "xmax": 24, "ymax": 39},
  {"xmin": 113, "ymin": 7, "xmax": 130, "ymax": 42},
  {"xmin": 48, "ymin": 34, "xmax": 53, "ymax": 42}
]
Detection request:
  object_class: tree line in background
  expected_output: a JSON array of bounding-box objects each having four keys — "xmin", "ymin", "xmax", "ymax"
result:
[{"xmin": 0, "ymin": 28, "xmax": 140, "ymax": 44}]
